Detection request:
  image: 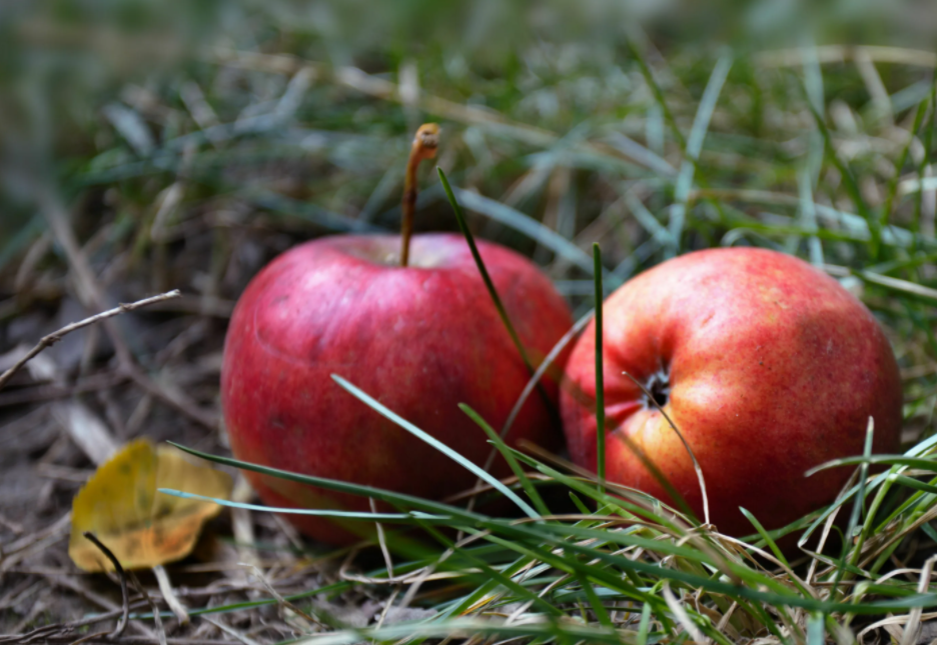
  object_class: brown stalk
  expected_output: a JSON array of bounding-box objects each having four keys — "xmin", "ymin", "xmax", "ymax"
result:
[{"xmin": 400, "ymin": 123, "xmax": 440, "ymax": 267}]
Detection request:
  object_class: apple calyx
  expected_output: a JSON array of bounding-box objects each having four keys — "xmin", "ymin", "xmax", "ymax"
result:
[
  {"xmin": 400, "ymin": 123, "xmax": 440, "ymax": 268},
  {"xmin": 642, "ymin": 369, "xmax": 671, "ymax": 409}
]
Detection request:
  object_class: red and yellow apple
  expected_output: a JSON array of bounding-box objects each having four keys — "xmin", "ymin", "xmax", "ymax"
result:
[
  {"xmin": 221, "ymin": 232, "xmax": 573, "ymax": 544},
  {"xmin": 560, "ymin": 247, "xmax": 902, "ymax": 535}
]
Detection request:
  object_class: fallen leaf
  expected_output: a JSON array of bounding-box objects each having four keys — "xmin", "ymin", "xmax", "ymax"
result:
[{"xmin": 69, "ymin": 438, "xmax": 232, "ymax": 572}]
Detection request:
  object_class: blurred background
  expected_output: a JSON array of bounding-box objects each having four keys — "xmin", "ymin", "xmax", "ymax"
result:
[
  {"xmin": 3, "ymin": 0, "xmax": 937, "ymax": 292},
  {"xmin": 2, "ymin": 0, "xmax": 937, "ymax": 632}
]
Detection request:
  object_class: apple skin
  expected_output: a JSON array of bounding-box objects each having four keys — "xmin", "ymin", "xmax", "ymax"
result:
[
  {"xmin": 221, "ymin": 233, "xmax": 573, "ymax": 544},
  {"xmin": 560, "ymin": 247, "xmax": 902, "ymax": 536}
]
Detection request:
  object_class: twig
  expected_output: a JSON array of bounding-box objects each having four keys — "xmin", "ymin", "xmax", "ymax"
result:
[
  {"xmin": 0, "ymin": 291, "xmax": 181, "ymax": 392},
  {"xmin": 80, "ymin": 532, "xmax": 129, "ymax": 639}
]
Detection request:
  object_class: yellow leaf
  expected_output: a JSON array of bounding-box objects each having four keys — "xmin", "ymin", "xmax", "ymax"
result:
[{"xmin": 69, "ymin": 438, "xmax": 232, "ymax": 572}]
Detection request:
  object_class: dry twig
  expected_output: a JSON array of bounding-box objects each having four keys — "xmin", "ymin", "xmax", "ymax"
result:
[
  {"xmin": 0, "ymin": 291, "xmax": 181, "ymax": 392},
  {"xmin": 77, "ymin": 532, "xmax": 130, "ymax": 642}
]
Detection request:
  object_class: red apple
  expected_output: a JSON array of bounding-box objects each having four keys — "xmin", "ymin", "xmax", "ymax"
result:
[
  {"xmin": 221, "ymin": 232, "xmax": 573, "ymax": 544},
  {"xmin": 561, "ymin": 247, "xmax": 902, "ymax": 536}
]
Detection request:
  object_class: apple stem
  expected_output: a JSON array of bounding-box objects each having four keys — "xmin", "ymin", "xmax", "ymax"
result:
[{"xmin": 400, "ymin": 123, "xmax": 440, "ymax": 268}]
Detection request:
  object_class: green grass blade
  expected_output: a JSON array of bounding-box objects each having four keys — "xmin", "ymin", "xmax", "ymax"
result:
[
  {"xmin": 157, "ymin": 489, "xmax": 438, "ymax": 521},
  {"xmin": 331, "ymin": 374, "xmax": 540, "ymax": 519},
  {"xmin": 637, "ymin": 601, "xmax": 652, "ymax": 645},
  {"xmin": 575, "ymin": 571, "xmax": 614, "ymax": 628},
  {"xmin": 831, "ymin": 418, "xmax": 875, "ymax": 597},
  {"xmin": 626, "ymin": 33, "xmax": 686, "ymax": 150},
  {"xmin": 166, "ymin": 442, "xmax": 485, "ymax": 521},
  {"xmin": 569, "ymin": 492, "xmax": 592, "ymax": 515},
  {"xmin": 459, "ymin": 402, "xmax": 550, "ymax": 517},
  {"xmin": 500, "ymin": 310, "xmax": 592, "ymax": 440},
  {"xmin": 806, "ymin": 454, "xmax": 937, "ymax": 476},
  {"xmin": 913, "ymin": 77, "xmax": 937, "ymax": 237},
  {"xmin": 436, "ymin": 167, "xmax": 545, "ymax": 393},
  {"xmin": 594, "ymin": 243, "xmax": 606, "ymax": 495},
  {"xmin": 507, "ymin": 446, "xmax": 693, "ymax": 533},
  {"xmin": 482, "ymin": 515, "xmax": 937, "ymax": 614},
  {"xmin": 418, "ymin": 524, "xmax": 565, "ymax": 618},
  {"xmin": 740, "ymin": 507, "xmax": 789, "ymax": 568},
  {"xmin": 889, "ymin": 474, "xmax": 937, "ymax": 495},
  {"xmin": 440, "ymin": 176, "xmax": 596, "ymax": 275}
]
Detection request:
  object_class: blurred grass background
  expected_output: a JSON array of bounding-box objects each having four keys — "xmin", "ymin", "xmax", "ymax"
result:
[{"xmin": 4, "ymin": 0, "xmax": 937, "ymax": 337}]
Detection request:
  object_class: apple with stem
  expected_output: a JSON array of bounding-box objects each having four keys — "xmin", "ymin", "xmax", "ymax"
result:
[
  {"xmin": 561, "ymin": 247, "xmax": 902, "ymax": 536},
  {"xmin": 221, "ymin": 124, "xmax": 573, "ymax": 544}
]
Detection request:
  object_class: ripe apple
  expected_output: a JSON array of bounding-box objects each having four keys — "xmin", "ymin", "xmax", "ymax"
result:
[
  {"xmin": 222, "ymin": 125, "xmax": 572, "ymax": 544},
  {"xmin": 560, "ymin": 247, "xmax": 902, "ymax": 536},
  {"xmin": 221, "ymin": 236, "xmax": 572, "ymax": 545}
]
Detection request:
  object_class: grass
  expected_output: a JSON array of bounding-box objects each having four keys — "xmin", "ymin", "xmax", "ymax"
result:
[{"xmin": 4, "ymin": 4, "xmax": 937, "ymax": 644}]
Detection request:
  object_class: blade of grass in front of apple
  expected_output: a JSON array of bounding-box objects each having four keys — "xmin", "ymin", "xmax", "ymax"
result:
[
  {"xmin": 436, "ymin": 167, "xmax": 540, "ymax": 382},
  {"xmin": 505, "ymin": 444, "xmax": 694, "ymax": 534},
  {"xmin": 499, "ymin": 310, "xmax": 592, "ymax": 442},
  {"xmin": 740, "ymin": 507, "xmax": 790, "ymax": 568},
  {"xmin": 593, "ymin": 242, "xmax": 606, "ymax": 495},
  {"xmin": 444, "ymin": 184, "xmax": 597, "ymax": 276},
  {"xmin": 157, "ymin": 489, "xmax": 443, "ymax": 522},
  {"xmin": 330, "ymin": 374, "xmax": 540, "ymax": 519},
  {"xmin": 437, "ymin": 166, "xmax": 560, "ymax": 455},
  {"xmin": 458, "ymin": 403, "xmax": 550, "ymax": 517},
  {"xmin": 166, "ymin": 441, "xmax": 488, "ymax": 522}
]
